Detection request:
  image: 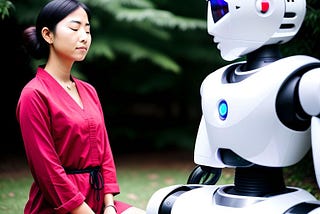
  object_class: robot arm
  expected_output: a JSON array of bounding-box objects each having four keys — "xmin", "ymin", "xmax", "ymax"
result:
[{"xmin": 299, "ymin": 68, "xmax": 320, "ymax": 189}]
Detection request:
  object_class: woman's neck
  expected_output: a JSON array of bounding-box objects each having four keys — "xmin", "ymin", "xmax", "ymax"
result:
[{"xmin": 44, "ymin": 57, "xmax": 74, "ymax": 84}]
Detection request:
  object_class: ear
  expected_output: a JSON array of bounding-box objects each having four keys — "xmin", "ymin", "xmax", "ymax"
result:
[{"xmin": 41, "ymin": 27, "xmax": 54, "ymax": 44}]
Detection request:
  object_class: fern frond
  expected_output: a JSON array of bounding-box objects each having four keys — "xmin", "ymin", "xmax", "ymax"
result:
[
  {"xmin": 86, "ymin": 39, "xmax": 115, "ymax": 60},
  {"xmin": 0, "ymin": 0, "xmax": 14, "ymax": 19},
  {"xmin": 83, "ymin": 0, "xmax": 153, "ymax": 11},
  {"xmin": 116, "ymin": 8, "xmax": 206, "ymax": 30},
  {"xmin": 110, "ymin": 38, "xmax": 181, "ymax": 73},
  {"xmin": 119, "ymin": 0, "xmax": 155, "ymax": 8}
]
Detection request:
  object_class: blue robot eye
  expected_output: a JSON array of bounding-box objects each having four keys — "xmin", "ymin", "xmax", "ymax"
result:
[
  {"xmin": 208, "ymin": 0, "xmax": 229, "ymax": 23},
  {"xmin": 218, "ymin": 99, "xmax": 228, "ymax": 120}
]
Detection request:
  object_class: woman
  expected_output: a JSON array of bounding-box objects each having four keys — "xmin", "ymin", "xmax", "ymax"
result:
[{"xmin": 16, "ymin": 0, "xmax": 145, "ymax": 213}]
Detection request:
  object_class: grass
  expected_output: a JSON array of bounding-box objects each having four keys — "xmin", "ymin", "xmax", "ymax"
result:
[
  {"xmin": 0, "ymin": 176, "xmax": 32, "ymax": 213},
  {"xmin": 116, "ymin": 167, "xmax": 235, "ymax": 209},
  {"xmin": 0, "ymin": 151, "xmax": 319, "ymax": 213},
  {"xmin": 116, "ymin": 167, "xmax": 190, "ymax": 209}
]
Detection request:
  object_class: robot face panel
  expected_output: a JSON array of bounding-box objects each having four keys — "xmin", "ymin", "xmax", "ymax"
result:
[{"xmin": 207, "ymin": 0, "xmax": 306, "ymax": 61}]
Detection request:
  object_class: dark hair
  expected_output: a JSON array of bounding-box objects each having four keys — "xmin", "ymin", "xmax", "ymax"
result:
[{"xmin": 23, "ymin": 0, "xmax": 91, "ymax": 59}]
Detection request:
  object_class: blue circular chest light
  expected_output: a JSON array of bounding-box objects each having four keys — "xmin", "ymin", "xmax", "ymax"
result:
[{"xmin": 218, "ymin": 99, "xmax": 228, "ymax": 120}]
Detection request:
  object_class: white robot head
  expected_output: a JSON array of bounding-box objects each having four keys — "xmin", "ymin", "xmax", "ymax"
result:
[{"xmin": 207, "ymin": 0, "xmax": 306, "ymax": 61}]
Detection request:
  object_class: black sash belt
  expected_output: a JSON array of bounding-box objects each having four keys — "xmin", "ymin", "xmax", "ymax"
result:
[{"xmin": 65, "ymin": 166, "xmax": 104, "ymax": 201}]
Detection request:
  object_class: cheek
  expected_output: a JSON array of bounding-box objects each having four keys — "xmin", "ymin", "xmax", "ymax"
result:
[
  {"xmin": 55, "ymin": 32, "xmax": 76, "ymax": 44},
  {"xmin": 55, "ymin": 39, "xmax": 74, "ymax": 51},
  {"xmin": 87, "ymin": 35, "xmax": 92, "ymax": 45},
  {"xmin": 86, "ymin": 37, "xmax": 92, "ymax": 49}
]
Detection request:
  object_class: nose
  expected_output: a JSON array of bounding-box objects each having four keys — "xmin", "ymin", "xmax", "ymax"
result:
[{"xmin": 79, "ymin": 28, "xmax": 89, "ymax": 43}]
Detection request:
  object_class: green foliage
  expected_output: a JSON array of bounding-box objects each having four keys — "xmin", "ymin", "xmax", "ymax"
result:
[
  {"xmin": 0, "ymin": 0, "xmax": 14, "ymax": 19},
  {"xmin": 10, "ymin": 0, "xmax": 215, "ymax": 75},
  {"xmin": 282, "ymin": 0, "xmax": 320, "ymax": 58},
  {"xmin": 104, "ymin": 37, "xmax": 181, "ymax": 73},
  {"xmin": 79, "ymin": 0, "xmax": 207, "ymax": 73},
  {"xmin": 86, "ymin": 38, "xmax": 115, "ymax": 60},
  {"xmin": 305, "ymin": 3, "xmax": 320, "ymax": 35},
  {"xmin": 115, "ymin": 8, "xmax": 206, "ymax": 30},
  {"xmin": 284, "ymin": 151, "xmax": 320, "ymax": 199}
]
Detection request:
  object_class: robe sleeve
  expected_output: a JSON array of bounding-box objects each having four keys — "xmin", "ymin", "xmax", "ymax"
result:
[
  {"xmin": 101, "ymin": 128, "xmax": 121, "ymax": 195},
  {"xmin": 92, "ymin": 89, "xmax": 121, "ymax": 195},
  {"xmin": 16, "ymin": 87, "xmax": 85, "ymax": 213}
]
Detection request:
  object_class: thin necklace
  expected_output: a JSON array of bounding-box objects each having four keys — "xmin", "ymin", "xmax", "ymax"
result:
[{"xmin": 66, "ymin": 81, "xmax": 75, "ymax": 90}]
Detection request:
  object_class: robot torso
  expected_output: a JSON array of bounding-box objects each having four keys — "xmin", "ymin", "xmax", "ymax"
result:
[{"xmin": 194, "ymin": 55, "xmax": 320, "ymax": 168}]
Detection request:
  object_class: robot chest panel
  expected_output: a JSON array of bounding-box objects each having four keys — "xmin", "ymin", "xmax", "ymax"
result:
[
  {"xmin": 201, "ymin": 56, "xmax": 320, "ymax": 127},
  {"xmin": 201, "ymin": 66, "xmax": 285, "ymax": 126},
  {"xmin": 199, "ymin": 57, "xmax": 319, "ymax": 166}
]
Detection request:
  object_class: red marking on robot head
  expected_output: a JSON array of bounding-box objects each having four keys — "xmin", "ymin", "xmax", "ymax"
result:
[{"xmin": 261, "ymin": 0, "xmax": 269, "ymax": 13}]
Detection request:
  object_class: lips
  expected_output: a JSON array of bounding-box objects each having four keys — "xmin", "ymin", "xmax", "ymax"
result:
[
  {"xmin": 213, "ymin": 37, "xmax": 220, "ymax": 44},
  {"xmin": 213, "ymin": 37, "xmax": 221, "ymax": 49},
  {"xmin": 76, "ymin": 47, "xmax": 87, "ymax": 51}
]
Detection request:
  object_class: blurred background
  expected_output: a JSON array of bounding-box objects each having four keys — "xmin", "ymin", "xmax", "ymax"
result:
[{"xmin": 0, "ymin": 0, "xmax": 319, "ymax": 158}]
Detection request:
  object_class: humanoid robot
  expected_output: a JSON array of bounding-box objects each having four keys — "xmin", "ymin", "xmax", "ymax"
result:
[{"xmin": 146, "ymin": 0, "xmax": 320, "ymax": 213}]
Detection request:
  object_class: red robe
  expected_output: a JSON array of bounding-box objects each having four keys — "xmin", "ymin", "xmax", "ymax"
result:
[{"xmin": 16, "ymin": 67, "xmax": 130, "ymax": 213}]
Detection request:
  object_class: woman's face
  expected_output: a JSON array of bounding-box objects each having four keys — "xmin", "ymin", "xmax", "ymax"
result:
[{"xmin": 50, "ymin": 7, "xmax": 91, "ymax": 62}]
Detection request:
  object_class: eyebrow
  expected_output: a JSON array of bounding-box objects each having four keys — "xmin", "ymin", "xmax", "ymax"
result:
[{"xmin": 69, "ymin": 20, "xmax": 90, "ymax": 26}]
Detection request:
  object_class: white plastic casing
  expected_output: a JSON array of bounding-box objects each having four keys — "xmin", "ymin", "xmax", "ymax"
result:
[
  {"xmin": 194, "ymin": 55, "xmax": 320, "ymax": 168},
  {"xmin": 299, "ymin": 69, "xmax": 320, "ymax": 116},
  {"xmin": 299, "ymin": 69, "xmax": 320, "ymax": 189},
  {"xmin": 207, "ymin": 0, "xmax": 306, "ymax": 61},
  {"xmin": 146, "ymin": 184, "xmax": 319, "ymax": 214}
]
